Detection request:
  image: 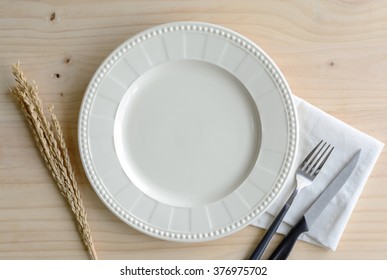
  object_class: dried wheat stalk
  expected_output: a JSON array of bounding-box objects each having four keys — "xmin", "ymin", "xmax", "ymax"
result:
[{"xmin": 9, "ymin": 62, "xmax": 98, "ymax": 260}]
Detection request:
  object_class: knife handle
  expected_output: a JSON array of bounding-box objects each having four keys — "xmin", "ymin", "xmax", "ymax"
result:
[
  {"xmin": 248, "ymin": 202, "xmax": 291, "ymax": 260},
  {"xmin": 268, "ymin": 216, "xmax": 309, "ymax": 260}
]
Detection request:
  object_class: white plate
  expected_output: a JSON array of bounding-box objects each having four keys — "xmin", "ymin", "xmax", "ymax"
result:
[{"xmin": 78, "ymin": 22, "xmax": 298, "ymax": 242}]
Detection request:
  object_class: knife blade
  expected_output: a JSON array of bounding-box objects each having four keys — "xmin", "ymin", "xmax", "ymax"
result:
[{"xmin": 268, "ymin": 149, "xmax": 361, "ymax": 260}]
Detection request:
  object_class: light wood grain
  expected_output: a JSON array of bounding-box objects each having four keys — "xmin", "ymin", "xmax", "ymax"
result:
[{"xmin": 0, "ymin": 0, "xmax": 386, "ymax": 260}]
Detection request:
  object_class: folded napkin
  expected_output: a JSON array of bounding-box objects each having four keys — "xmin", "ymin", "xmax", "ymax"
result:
[{"xmin": 251, "ymin": 96, "xmax": 384, "ymax": 251}]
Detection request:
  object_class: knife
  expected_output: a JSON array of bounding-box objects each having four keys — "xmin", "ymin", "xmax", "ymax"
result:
[{"xmin": 268, "ymin": 149, "xmax": 361, "ymax": 260}]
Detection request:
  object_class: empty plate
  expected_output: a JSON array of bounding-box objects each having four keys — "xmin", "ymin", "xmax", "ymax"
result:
[{"xmin": 78, "ymin": 22, "xmax": 298, "ymax": 242}]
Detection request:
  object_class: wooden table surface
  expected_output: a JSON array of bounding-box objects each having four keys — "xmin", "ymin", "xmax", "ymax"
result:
[{"xmin": 1, "ymin": 0, "xmax": 386, "ymax": 260}]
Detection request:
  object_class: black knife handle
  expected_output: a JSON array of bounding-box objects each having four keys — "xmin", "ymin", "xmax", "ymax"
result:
[
  {"xmin": 268, "ymin": 216, "xmax": 309, "ymax": 260},
  {"xmin": 248, "ymin": 202, "xmax": 291, "ymax": 260}
]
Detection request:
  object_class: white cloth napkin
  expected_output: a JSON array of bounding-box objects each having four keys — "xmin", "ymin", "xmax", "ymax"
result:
[{"xmin": 251, "ymin": 96, "xmax": 384, "ymax": 251}]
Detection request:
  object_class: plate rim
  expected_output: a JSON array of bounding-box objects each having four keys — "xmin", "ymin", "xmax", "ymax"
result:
[{"xmin": 78, "ymin": 21, "xmax": 299, "ymax": 242}]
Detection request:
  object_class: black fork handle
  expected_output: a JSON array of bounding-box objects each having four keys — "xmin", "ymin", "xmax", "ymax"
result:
[{"xmin": 248, "ymin": 188, "xmax": 298, "ymax": 260}]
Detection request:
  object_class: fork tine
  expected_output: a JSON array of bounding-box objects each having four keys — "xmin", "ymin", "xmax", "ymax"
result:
[
  {"xmin": 302, "ymin": 141, "xmax": 328, "ymax": 172},
  {"xmin": 304, "ymin": 142, "xmax": 327, "ymax": 174},
  {"xmin": 300, "ymin": 140, "xmax": 323, "ymax": 170},
  {"xmin": 309, "ymin": 143, "xmax": 330, "ymax": 173},
  {"xmin": 311, "ymin": 145, "xmax": 334, "ymax": 177}
]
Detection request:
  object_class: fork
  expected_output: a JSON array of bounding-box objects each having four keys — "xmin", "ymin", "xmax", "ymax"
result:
[{"xmin": 248, "ymin": 140, "xmax": 334, "ymax": 260}]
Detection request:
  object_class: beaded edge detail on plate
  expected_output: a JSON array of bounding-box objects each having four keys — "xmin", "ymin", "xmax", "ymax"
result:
[{"xmin": 79, "ymin": 22, "xmax": 298, "ymax": 242}]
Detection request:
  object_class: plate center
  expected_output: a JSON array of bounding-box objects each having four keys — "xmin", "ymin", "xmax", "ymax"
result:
[{"xmin": 114, "ymin": 60, "xmax": 261, "ymax": 207}]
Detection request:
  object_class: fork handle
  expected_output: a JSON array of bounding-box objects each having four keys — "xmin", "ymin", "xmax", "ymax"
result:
[
  {"xmin": 248, "ymin": 203, "xmax": 290, "ymax": 259},
  {"xmin": 248, "ymin": 189, "xmax": 298, "ymax": 260}
]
